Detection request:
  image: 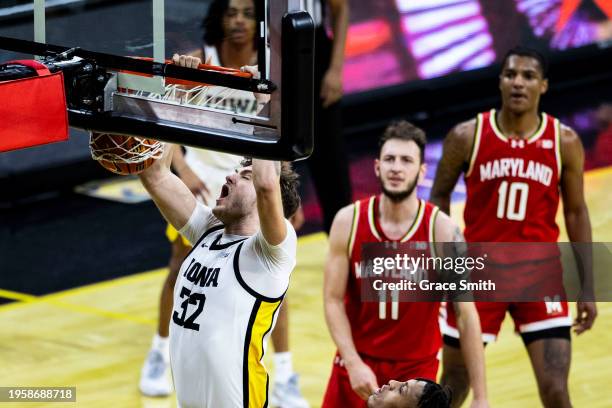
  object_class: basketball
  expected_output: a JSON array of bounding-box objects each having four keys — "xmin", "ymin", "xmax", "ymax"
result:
[{"xmin": 89, "ymin": 132, "xmax": 163, "ymax": 175}]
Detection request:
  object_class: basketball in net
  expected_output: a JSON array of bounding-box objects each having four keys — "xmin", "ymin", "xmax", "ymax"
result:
[{"xmin": 89, "ymin": 132, "xmax": 163, "ymax": 175}]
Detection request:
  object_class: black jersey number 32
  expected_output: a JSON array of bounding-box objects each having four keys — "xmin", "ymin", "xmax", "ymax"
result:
[{"xmin": 173, "ymin": 286, "xmax": 206, "ymax": 330}]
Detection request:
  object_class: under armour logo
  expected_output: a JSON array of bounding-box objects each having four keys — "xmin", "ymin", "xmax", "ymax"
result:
[
  {"xmin": 511, "ymin": 139, "xmax": 525, "ymax": 148},
  {"xmin": 537, "ymin": 139, "xmax": 553, "ymax": 149},
  {"xmin": 415, "ymin": 242, "xmax": 428, "ymax": 250}
]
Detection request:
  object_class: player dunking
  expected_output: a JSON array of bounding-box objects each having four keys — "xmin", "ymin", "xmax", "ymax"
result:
[
  {"xmin": 139, "ymin": 2, "xmax": 307, "ymax": 404},
  {"xmin": 431, "ymin": 47, "xmax": 597, "ymax": 408},
  {"xmin": 139, "ymin": 142, "xmax": 300, "ymax": 407},
  {"xmin": 322, "ymin": 121, "xmax": 489, "ymax": 408}
]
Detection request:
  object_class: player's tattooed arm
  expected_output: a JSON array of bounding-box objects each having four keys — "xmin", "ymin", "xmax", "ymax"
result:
[
  {"xmin": 447, "ymin": 226, "xmax": 473, "ymax": 301},
  {"xmin": 430, "ymin": 120, "xmax": 476, "ymax": 215},
  {"xmin": 559, "ymin": 125, "xmax": 597, "ymax": 333},
  {"xmin": 449, "ymin": 226, "xmax": 467, "ymax": 256},
  {"xmin": 433, "ymin": 212, "xmax": 471, "ymax": 301}
]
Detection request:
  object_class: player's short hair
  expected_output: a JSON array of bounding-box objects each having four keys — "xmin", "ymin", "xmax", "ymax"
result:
[
  {"xmin": 501, "ymin": 46, "xmax": 549, "ymax": 78},
  {"xmin": 378, "ymin": 120, "xmax": 427, "ymax": 163},
  {"xmin": 415, "ymin": 378, "xmax": 452, "ymax": 408},
  {"xmin": 202, "ymin": 0, "xmax": 258, "ymax": 49},
  {"xmin": 241, "ymin": 159, "xmax": 301, "ymax": 219}
]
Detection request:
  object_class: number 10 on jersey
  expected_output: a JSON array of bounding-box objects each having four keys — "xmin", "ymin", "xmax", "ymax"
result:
[{"xmin": 497, "ymin": 181, "xmax": 529, "ymax": 221}]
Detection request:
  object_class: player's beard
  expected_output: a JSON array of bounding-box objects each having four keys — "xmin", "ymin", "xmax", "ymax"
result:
[{"xmin": 379, "ymin": 173, "xmax": 419, "ymax": 203}]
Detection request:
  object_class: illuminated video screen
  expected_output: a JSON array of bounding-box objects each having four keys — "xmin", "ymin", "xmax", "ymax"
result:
[{"xmin": 343, "ymin": 0, "xmax": 612, "ymax": 94}]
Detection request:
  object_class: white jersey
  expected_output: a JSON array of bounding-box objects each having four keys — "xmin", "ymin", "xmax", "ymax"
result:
[
  {"xmin": 184, "ymin": 45, "xmax": 257, "ymax": 177},
  {"xmin": 170, "ymin": 203, "xmax": 297, "ymax": 408}
]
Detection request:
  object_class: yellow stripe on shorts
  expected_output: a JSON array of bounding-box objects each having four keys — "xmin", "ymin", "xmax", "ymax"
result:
[{"xmin": 245, "ymin": 299, "xmax": 282, "ymax": 408}]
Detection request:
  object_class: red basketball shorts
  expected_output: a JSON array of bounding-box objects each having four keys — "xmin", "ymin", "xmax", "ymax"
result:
[{"xmin": 321, "ymin": 353, "xmax": 439, "ymax": 407}]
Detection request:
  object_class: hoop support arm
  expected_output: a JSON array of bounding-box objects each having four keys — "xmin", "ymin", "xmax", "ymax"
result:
[{"xmin": 0, "ymin": 36, "xmax": 275, "ymax": 93}]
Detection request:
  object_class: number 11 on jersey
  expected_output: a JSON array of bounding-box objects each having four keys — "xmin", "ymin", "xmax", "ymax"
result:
[{"xmin": 379, "ymin": 289, "xmax": 399, "ymax": 320}]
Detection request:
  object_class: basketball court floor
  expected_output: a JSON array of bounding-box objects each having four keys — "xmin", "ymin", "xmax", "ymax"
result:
[{"xmin": 1, "ymin": 163, "xmax": 611, "ymax": 407}]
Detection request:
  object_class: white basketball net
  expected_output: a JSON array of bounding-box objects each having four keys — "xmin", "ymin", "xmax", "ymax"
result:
[
  {"xmin": 121, "ymin": 83, "xmax": 242, "ymax": 114},
  {"xmin": 89, "ymin": 132, "xmax": 164, "ymax": 164}
]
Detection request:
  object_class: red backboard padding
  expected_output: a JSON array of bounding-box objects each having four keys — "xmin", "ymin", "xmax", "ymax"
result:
[{"xmin": 0, "ymin": 59, "xmax": 69, "ymax": 152}]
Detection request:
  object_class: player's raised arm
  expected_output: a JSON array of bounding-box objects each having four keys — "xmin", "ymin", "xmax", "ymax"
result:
[
  {"xmin": 324, "ymin": 205, "xmax": 379, "ymax": 400},
  {"xmin": 137, "ymin": 52, "xmax": 211, "ymax": 229},
  {"xmin": 139, "ymin": 144, "xmax": 199, "ymax": 232},
  {"xmin": 430, "ymin": 120, "xmax": 475, "ymax": 215},
  {"xmin": 559, "ymin": 125, "xmax": 597, "ymax": 334},
  {"xmin": 434, "ymin": 212, "xmax": 488, "ymax": 408},
  {"xmin": 252, "ymin": 159, "xmax": 287, "ymax": 245}
]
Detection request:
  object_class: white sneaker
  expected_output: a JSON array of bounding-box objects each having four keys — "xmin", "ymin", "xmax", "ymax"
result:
[
  {"xmin": 139, "ymin": 349, "xmax": 173, "ymax": 397},
  {"xmin": 270, "ymin": 374, "xmax": 310, "ymax": 408}
]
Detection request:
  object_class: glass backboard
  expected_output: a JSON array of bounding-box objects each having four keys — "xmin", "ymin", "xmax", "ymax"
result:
[{"xmin": 0, "ymin": 0, "xmax": 314, "ymax": 160}]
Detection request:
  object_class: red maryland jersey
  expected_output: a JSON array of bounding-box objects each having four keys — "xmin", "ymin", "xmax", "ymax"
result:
[
  {"xmin": 464, "ymin": 109, "xmax": 562, "ymax": 244},
  {"xmin": 346, "ymin": 195, "xmax": 441, "ymax": 362}
]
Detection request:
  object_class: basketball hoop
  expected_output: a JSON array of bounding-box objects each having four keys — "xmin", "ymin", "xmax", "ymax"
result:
[
  {"xmin": 117, "ymin": 58, "xmax": 253, "ymax": 116},
  {"xmin": 0, "ymin": 5, "xmax": 314, "ymax": 160},
  {"xmin": 89, "ymin": 132, "xmax": 163, "ymax": 175}
]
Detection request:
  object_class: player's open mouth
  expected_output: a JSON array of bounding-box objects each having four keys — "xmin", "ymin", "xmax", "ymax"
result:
[
  {"xmin": 219, "ymin": 184, "xmax": 230, "ymax": 199},
  {"xmin": 511, "ymin": 92, "xmax": 527, "ymax": 100}
]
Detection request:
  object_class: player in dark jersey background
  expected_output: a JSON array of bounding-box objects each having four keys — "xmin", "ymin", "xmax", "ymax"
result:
[
  {"xmin": 430, "ymin": 47, "xmax": 597, "ymax": 408},
  {"xmin": 323, "ymin": 121, "xmax": 488, "ymax": 408}
]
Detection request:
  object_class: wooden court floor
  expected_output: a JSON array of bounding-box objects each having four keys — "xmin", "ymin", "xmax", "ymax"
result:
[{"xmin": 1, "ymin": 167, "xmax": 611, "ymax": 407}]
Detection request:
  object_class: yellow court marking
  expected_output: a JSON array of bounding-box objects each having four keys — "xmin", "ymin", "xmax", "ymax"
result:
[
  {"xmin": 75, "ymin": 176, "xmax": 151, "ymax": 203},
  {"xmin": 0, "ymin": 267, "xmax": 167, "ymax": 306},
  {"xmin": 0, "ymin": 288, "xmax": 38, "ymax": 302},
  {"xmin": 42, "ymin": 299, "xmax": 156, "ymax": 326},
  {"xmin": 583, "ymin": 164, "xmax": 612, "ymax": 177},
  {"xmin": 0, "ymin": 287, "xmax": 156, "ymax": 326},
  {"xmin": 43, "ymin": 268, "xmax": 168, "ymax": 302},
  {"xmin": 298, "ymin": 231, "xmax": 327, "ymax": 245}
]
